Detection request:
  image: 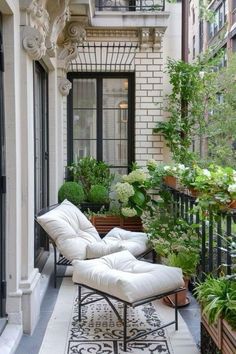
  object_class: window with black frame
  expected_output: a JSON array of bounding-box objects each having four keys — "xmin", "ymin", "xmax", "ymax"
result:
[{"xmin": 67, "ymin": 73, "xmax": 135, "ymax": 175}]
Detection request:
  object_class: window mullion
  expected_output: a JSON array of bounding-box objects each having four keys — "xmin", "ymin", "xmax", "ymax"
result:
[{"xmin": 97, "ymin": 77, "xmax": 103, "ymax": 160}]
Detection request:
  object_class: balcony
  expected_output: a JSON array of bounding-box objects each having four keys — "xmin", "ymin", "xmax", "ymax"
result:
[{"xmin": 95, "ymin": 0, "xmax": 165, "ymax": 12}]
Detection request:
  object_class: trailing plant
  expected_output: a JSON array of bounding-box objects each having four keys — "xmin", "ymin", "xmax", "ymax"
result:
[{"xmin": 144, "ymin": 208, "xmax": 200, "ymax": 277}]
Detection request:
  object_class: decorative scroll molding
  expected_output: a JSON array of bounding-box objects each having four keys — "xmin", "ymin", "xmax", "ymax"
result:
[
  {"xmin": 46, "ymin": 0, "xmax": 71, "ymax": 57},
  {"xmin": 58, "ymin": 77, "xmax": 72, "ymax": 96},
  {"xmin": 27, "ymin": 0, "xmax": 50, "ymax": 39},
  {"xmin": 57, "ymin": 21, "xmax": 86, "ymax": 71},
  {"xmin": 22, "ymin": 26, "xmax": 46, "ymax": 60}
]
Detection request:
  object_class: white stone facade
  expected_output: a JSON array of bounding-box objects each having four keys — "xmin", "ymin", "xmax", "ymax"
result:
[{"xmin": 0, "ymin": 1, "xmax": 181, "ymax": 352}]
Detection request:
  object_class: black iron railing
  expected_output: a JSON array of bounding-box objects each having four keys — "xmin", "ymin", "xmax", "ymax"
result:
[
  {"xmin": 166, "ymin": 187, "xmax": 236, "ymax": 279},
  {"xmin": 95, "ymin": 0, "xmax": 165, "ymax": 12}
]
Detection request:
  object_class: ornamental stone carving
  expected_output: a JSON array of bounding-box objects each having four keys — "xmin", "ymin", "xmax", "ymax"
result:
[
  {"xmin": 45, "ymin": 0, "xmax": 71, "ymax": 57},
  {"xmin": 57, "ymin": 21, "xmax": 86, "ymax": 71},
  {"xmin": 22, "ymin": 26, "xmax": 46, "ymax": 60},
  {"xmin": 140, "ymin": 28, "xmax": 151, "ymax": 50},
  {"xmin": 58, "ymin": 77, "xmax": 72, "ymax": 96},
  {"xmin": 27, "ymin": 0, "xmax": 50, "ymax": 39},
  {"xmin": 153, "ymin": 29, "xmax": 164, "ymax": 50}
]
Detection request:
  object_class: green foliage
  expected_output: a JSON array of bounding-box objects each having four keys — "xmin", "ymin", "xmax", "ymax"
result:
[
  {"xmin": 87, "ymin": 184, "xmax": 109, "ymax": 204},
  {"xmin": 58, "ymin": 181, "xmax": 85, "ymax": 205},
  {"xmin": 167, "ymin": 252, "xmax": 200, "ymax": 278},
  {"xmin": 67, "ymin": 157, "xmax": 114, "ymax": 198},
  {"xmin": 195, "ymin": 276, "xmax": 236, "ymax": 330},
  {"xmin": 153, "ymin": 58, "xmax": 213, "ymax": 165},
  {"xmin": 202, "ymin": 54, "xmax": 236, "ymax": 168},
  {"xmin": 144, "ymin": 208, "xmax": 200, "ymax": 277},
  {"xmin": 113, "ymin": 168, "xmax": 152, "ymax": 217}
]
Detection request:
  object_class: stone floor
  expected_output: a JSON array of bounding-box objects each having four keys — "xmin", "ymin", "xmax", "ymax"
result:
[{"xmin": 15, "ymin": 270, "xmax": 201, "ymax": 354}]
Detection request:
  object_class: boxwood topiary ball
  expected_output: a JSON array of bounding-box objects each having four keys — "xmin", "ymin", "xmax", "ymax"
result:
[
  {"xmin": 88, "ymin": 184, "xmax": 109, "ymax": 204},
  {"xmin": 58, "ymin": 181, "xmax": 85, "ymax": 205}
]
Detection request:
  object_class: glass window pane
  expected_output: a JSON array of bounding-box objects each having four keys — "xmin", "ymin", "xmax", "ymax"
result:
[
  {"xmin": 103, "ymin": 78, "xmax": 128, "ymax": 108},
  {"xmin": 73, "ymin": 79, "xmax": 96, "ymax": 108},
  {"xmin": 103, "ymin": 140, "xmax": 127, "ymax": 166},
  {"xmin": 73, "ymin": 140, "xmax": 96, "ymax": 160},
  {"xmin": 73, "ymin": 110, "xmax": 96, "ymax": 139},
  {"xmin": 103, "ymin": 109, "xmax": 127, "ymax": 139}
]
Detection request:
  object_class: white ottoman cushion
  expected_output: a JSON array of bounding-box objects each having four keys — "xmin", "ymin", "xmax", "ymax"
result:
[
  {"xmin": 72, "ymin": 250, "xmax": 185, "ymax": 303},
  {"xmin": 103, "ymin": 227, "xmax": 149, "ymax": 256}
]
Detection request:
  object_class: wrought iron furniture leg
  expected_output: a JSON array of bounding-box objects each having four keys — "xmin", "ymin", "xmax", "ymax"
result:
[
  {"xmin": 123, "ymin": 303, "xmax": 127, "ymax": 351},
  {"xmin": 175, "ymin": 293, "xmax": 178, "ymax": 330},
  {"xmin": 78, "ymin": 285, "xmax": 82, "ymax": 321},
  {"xmin": 53, "ymin": 243, "xmax": 57, "ymax": 288}
]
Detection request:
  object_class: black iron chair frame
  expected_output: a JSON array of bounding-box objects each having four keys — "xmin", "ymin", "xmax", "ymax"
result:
[
  {"xmin": 35, "ymin": 203, "xmax": 154, "ymax": 288},
  {"xmin": 76, "ymin": 282, "xmax": 185, "ymax": 352}
]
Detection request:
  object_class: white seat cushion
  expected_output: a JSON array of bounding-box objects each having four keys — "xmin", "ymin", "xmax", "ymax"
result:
[
  {"xmin": 103, "ymin": 227, "xmax": 149, "ymax": 256},
  {"xmin": 72, "ymin": 250, "xmax": 185, "ymax": 303},
  {"xmin": 37, "ymin": 200, "xmax": 100, "ymax": 261}
]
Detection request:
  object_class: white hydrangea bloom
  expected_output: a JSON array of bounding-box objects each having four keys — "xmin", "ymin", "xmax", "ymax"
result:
[
  {"xmin": 202, "ymin": 169, "xmax": 211, "ymax": 178},
  {"xmin": 115, "ymin": 182, "xmax": 134, "ymax": 204},
  {"xmin": 123, "ymin": 169, "xmax": 149, "ymax": 184},
  {"xmin": 121, "ymin": 207, "xmax": 137, "ymax": 217},
  {"xmin": 228, "ymin": 184, "xmax": 236, "ymax": 193}
]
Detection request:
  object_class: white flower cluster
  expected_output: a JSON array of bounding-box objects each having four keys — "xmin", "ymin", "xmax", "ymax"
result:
[
  {"xmin": 115, "ymin": 182, "xmax": 134, "ymax": 204},
  {"xmin": 228, "ymin": 184, "xmax": 236, "ymax": 193},
  {"xmin": 123, "ymin": 169, "xmax": 149, "ymax": 184},
  {"xmin": 121, "ymin": 207, "xmax": 137, "ymax": 217},
  {"xmin": 146, "ymin": 159, "xmax": 158, "ymax": 170}
]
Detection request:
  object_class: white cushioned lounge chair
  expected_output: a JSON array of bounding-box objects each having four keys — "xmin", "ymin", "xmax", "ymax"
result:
[{"xmin": 36, "ymin": 200, "xmax": 151, "ymax": 287}]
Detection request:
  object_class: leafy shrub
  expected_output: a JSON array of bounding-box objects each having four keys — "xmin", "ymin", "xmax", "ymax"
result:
[
  {"xmin": 58, "ymin": 182, "xmax": 85, "ymax": 205},
  {"xmin": 67, "ymin": 157, "xmax": 114, "ymax": 198},
  {"xmin": 87, "ymin": 184, "xmax": 109, "ymax": 204}
]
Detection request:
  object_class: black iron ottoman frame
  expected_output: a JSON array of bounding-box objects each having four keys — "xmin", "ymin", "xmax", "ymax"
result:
[{"xmin": 76, "ymin": 282, "xmax": 185, "ymax": 352}]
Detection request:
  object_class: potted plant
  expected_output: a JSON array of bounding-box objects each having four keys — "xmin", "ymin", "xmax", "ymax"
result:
[
  {"xmin": 144, "ymin": 210, "xmax": 200, "ymax": 307},
  {"xmin": 58, "ymin": 181, "xmax": 85, "ymax": 206},
  {"xmin": 195, "ymin": 275, "xmax": 236, "ymax": 353},
  {"xmin": 67, "ymin": 157, "xmax": 114, "ymax": 212}
]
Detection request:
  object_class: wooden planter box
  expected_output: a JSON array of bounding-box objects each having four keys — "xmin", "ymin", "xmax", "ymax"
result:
[
  {"xmin": 201, "ymin": 313, "xmax": 236, "ymax": 354},
  {"xmin": 164, "ymin": 175, "xmax": 177, "ymax": 189},
  {"xmin": 90, "ymin": 215, "xmax": 143, "ymax": 235}
]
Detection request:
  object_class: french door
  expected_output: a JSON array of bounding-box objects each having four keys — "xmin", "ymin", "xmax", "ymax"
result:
[
  {"xmin": 34, "ymin": 62, "xmax": 49, "ymax": 269},
  {"xmin": 0, "ymin": 13, "xmax": 6, "ymax": 326},
  {"xmin": 67, "ymin": 73, "xmax": 135, "ymax": 174}
]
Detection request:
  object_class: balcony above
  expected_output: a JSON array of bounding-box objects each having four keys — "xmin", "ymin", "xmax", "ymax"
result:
[{"xmin": 95, "ymin": 0, "xmax": 165, "ymax": 12}]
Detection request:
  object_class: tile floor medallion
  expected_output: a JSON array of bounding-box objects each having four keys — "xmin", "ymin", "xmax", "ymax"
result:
[{"xmin": 39, "ymin": 276, "xmax": 200, "ymax": 354}]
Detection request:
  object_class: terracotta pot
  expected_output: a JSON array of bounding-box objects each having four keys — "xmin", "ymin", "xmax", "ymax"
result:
[
  {"xmin": 164, "ymin": 175, "xmax": 177, "ymax": 189},
  {"xmin": 188, "ymin": 187, "xmax": 199, "ymax": 197},
  {"xmin": 163, "ymin": 278, "xmax": 190, "ymax": 308},
  {"xmin": 228, "ymin": 200, "xmax": 236, "ymax": 209}
]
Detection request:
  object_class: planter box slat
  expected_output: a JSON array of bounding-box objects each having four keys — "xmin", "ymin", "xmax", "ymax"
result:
[
  {"xmin": 201, "ymin": 314, "xmax": 236, "ymax": 354},
  {"xmin": 90, "ymin": 215, "xmax": 143, "ymax": 234}
]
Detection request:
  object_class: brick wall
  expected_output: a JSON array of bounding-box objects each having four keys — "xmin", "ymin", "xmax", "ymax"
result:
[{"xmin": 134, "ymin": 49, "xmax": 164, "ymax": 167}]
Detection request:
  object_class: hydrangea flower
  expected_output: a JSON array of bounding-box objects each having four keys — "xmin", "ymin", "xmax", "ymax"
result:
[
  {"xmin": 123, "ymin": 169, "xmax": 149, "ymax": 184},
  {"xmin": 115, "ymin": 182, "xmax": 134, "ymax": 204},
  {"xmin": 121, "ymin": 207, "xmax": 137, "ymax": 217}
]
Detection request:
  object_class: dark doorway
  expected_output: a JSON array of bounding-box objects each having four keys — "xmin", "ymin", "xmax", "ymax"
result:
[{"xmin": 34, "ymin": 62, "xmax": 49, "ymax": 270}]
